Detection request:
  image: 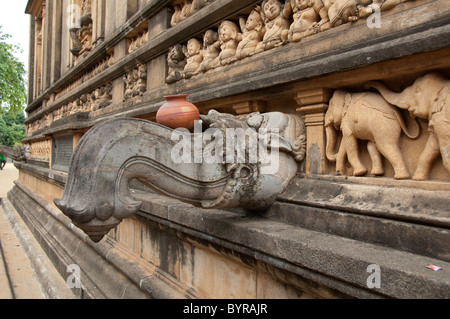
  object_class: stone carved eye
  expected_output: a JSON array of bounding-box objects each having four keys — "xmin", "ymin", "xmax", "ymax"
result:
[{"xmin": 238, "ymin": 165, "xmax": 252, "ymax": 179}]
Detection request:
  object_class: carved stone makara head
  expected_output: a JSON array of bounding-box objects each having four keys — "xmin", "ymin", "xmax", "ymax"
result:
[{"xmin": 54, "ymin": 110, "xmax": 306, "ymax": 242}]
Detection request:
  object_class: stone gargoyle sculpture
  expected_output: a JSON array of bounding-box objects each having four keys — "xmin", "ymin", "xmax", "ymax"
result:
[
  {"xmin": 0, "ymin": 145, "xmax": 30, "ymax": 162},
  {"xmin": 54, "ymin": 110, "xmax": 306, "ymax": 242}
]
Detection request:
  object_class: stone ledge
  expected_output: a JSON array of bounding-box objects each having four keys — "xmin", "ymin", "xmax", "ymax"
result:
[
  {"xmin": 279, "ymin": 177, "xmax": 450, "ymax": 228},
  {"xmin": 10, "ymin": 162, "xmax": 450, "ymax": 298},
  {"xmin": 14, "ymin": 161, "xmax": 68, "ymax": 187},
  {"xmin": 131, "ymin": 189, "xmax": 450, "ymax": 299}
]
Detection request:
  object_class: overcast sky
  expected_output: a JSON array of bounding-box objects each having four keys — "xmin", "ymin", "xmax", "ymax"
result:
[{"xmin": 0, "ymin": 0, "xmax": 30, "ymax": 70}]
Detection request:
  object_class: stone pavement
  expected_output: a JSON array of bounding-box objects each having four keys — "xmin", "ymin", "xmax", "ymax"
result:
[{"xmin": 0, "ymin": 163, "xmax": 74, "ymax": 299}]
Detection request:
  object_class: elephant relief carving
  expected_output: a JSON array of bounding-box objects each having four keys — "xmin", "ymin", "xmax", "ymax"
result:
[
  {"xmin": 370, "ymin": 73, "xmax": 450, "ymax": 180},
  {"xmin": 325, "ymin": 90, "xmax": 421, "ymax": 179}
]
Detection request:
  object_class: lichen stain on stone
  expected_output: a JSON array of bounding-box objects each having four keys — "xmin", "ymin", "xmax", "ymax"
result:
[{"xmin": 307, "ymin": 144, "xmax": 321, "ymax": 175}]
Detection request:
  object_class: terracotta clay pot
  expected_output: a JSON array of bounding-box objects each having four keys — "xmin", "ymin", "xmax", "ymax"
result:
[{"xmin": 156, "ymin": 94, "xmax": 200, "ymax": 130}]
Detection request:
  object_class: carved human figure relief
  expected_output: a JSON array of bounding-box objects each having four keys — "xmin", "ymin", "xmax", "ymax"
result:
[
  {"xmin": 326, "ymin": 0, "xmax": 361, "ymax": 28},
  {"xmin": 170, "ymin": 2, "xmax": 183, "ymax": 26},
  {"xmin": 288, "ymin": 0, "xmax": 330, "ymax": 42},
  {"xmin": 200, "ymin": 30, "xmax": 221, "ymax": 72},
  {"xmin": 166, "ymin": 44, "xmax": 186, "ymax": 84},
  {"xmin": 190, "ymin": 0, "xmax": 213, "ymax": 14},
  {"xmin": 370, "ymin": 73, "xmax": 450, "ymax": 180},
  {"xmin": 325, "ymin": 90, "xmax": 421, "ymax": 179},
  {"xmin": 236, "ymin": 8, "xmax": 265, "ymax": 60},
  {"xmin": 124, "ymin": 65, "xmax": 147, "ymax": 100},
  {"xmin": 183, "ymin": 38, "xmax": 203, "ymax": 78},
  {"xmin": 257, "ymin": 0, "xmax": 292, "ymax": 52},
  {"xmin": 217, "ymin": 20, "xmax": 242, "ymax": 66},
  {"xmin": 180, "ymin": 0, "xmax": 193, "ymax": 22}
]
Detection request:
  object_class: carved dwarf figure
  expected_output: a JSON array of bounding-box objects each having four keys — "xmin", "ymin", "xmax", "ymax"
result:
[
  {"xmin": 200, "ymin": 30, "xmax": 221, "ymax": 72},
  {"xmin": 170, "ymin": 2, "xmax": 183, "ymax": 26},
  {"xmin": 135, "ymin": 64, "xmax": 147, "ymax": 96},
  {"xmin": 288, "ymin": 0, "xmax": 330, "ymax": 42},
  {"xmin": 325, "ymin": 0, "xmax": 369, "ymax": 28},
  {"xmin": 257, "ymin": 0, "xmax": 292, "ymax": 52},
  {"xmin": 217, "ymin": 20, "xmax": 242, "ymax": 66},
  {"xmin": 190, "ymin": 0, "xmax": 213, "ymax": 14},
  {"xmin": 180, "ymin": 0, "xmax": 193, "ymax": 22},
  {"xmin": 183, "ymin": 38, "xmax": 203, "ymax": 78},
  {"xmin": 166, "ymin": 44, "xmax": 186, "ymax": 84},
  {"xmin": 236, "ymin": 8, "xmax": 265, "ymax": 60}
]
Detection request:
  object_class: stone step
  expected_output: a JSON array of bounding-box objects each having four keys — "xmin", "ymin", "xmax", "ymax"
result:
[
  {"xmin": 133, "ymin": 189, "xmax": 450, "ymax": 299},
  {"xmin": 272, "ymin": 177, "xmax": 450, "ymax": 262}
]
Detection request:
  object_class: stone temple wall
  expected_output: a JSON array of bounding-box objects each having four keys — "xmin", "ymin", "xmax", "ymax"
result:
[{"xmin": 10, "ymin": 0, "xmax": 450, "ymax": 298}]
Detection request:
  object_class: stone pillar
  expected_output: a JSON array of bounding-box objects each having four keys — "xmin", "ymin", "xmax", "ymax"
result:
[
  {"xmin": 147, "ymin": 9, "xmax": 170, "ymax": 91},
  {"xmin": 104, "ymin": 0, "xmax": 116, "ymax": 38},
  {"xmin": 295, "ymin": 88, "xmax": 332, "ymax": 175},
  {"xmin": 73, "ymin": 130, "xmax": 85, "ymax": 150},
  {"xmin": 28, "ymin": 16, "xmax": 36, "ymax": 104},
  {"xmin": 116, "ymin": 0, "xmax": 138, "ymax": 24},
  {"xmin": 50, "ymin": 0, "xmax": 62, "ymax": 84},
  {"xmin": 92, "ymin": 0, "xmax": 106, "ymax": 46},
  {"xmin": 112, "ymin": 38, "xmax": 128, "ymax": 103},
  {"xmin": 42, "ymin": 0, "xmax": 53, "ymax": 90},
  {"xmin": 34, "ymin": 15, "xmax": 43, "ymax": 99}
]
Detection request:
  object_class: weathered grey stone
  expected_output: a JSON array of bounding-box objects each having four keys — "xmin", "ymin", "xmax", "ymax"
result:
[{"xmin": 55, "ymin": 110, "xmax": 306, "ymax": 242}]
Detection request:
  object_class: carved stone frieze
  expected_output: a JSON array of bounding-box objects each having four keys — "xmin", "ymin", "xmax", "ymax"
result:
[
  {"xmin": 30, "ymin": 139, "xmax": 52, "ymax": 160},
  {"xmin": 370, "ymin": 72, "xmax": 450, "ymax": 180},
  {"xmin": 325, "ymin": 90, "xmax": 421, "ymax": 179},
  {"xmin": 128, "ymin": 29, "xmax": 149, "ymax": 54},
  {"xmin": 170, "ymin": 0, "xmax": 216, "ymax": 27},
  {"xmin": 26, "ymin": 83, "xmax": 113, "ymax": 136},
  {"xmin": 54, "ymin": 110, "xmax": 306, "ymax": 242},
  {"xmin": 55, "ymin": 52, "xmax": 114, "ymax": 101},
  {"xmin": 70, "ymin": 0, "xmax": 93, "ymax": 57},
  {"xmin": 324, "ymin": 72, "xmax": 450, "ymax": 181},
  {"xmin": 166, "ymin": 0, "xmax": 413, "ymax": 84},
  {"xmin": 124, "ymin": 64, "xmax": 147, "ymax": 101}
]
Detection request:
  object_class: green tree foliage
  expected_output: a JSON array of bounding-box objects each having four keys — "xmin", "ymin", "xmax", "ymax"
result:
[
  {"xmin": 0, "ymin": 25, "xmax": 27, "ymax": 114},
  {"xmin": 0, "ymin": 108, "xmax": 25, "ymax": 147}
]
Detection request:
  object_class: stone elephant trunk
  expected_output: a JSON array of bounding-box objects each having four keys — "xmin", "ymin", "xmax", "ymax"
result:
[{"xmin": 325, "ymin": 123, "xmax": 340, "ymax": 163}]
